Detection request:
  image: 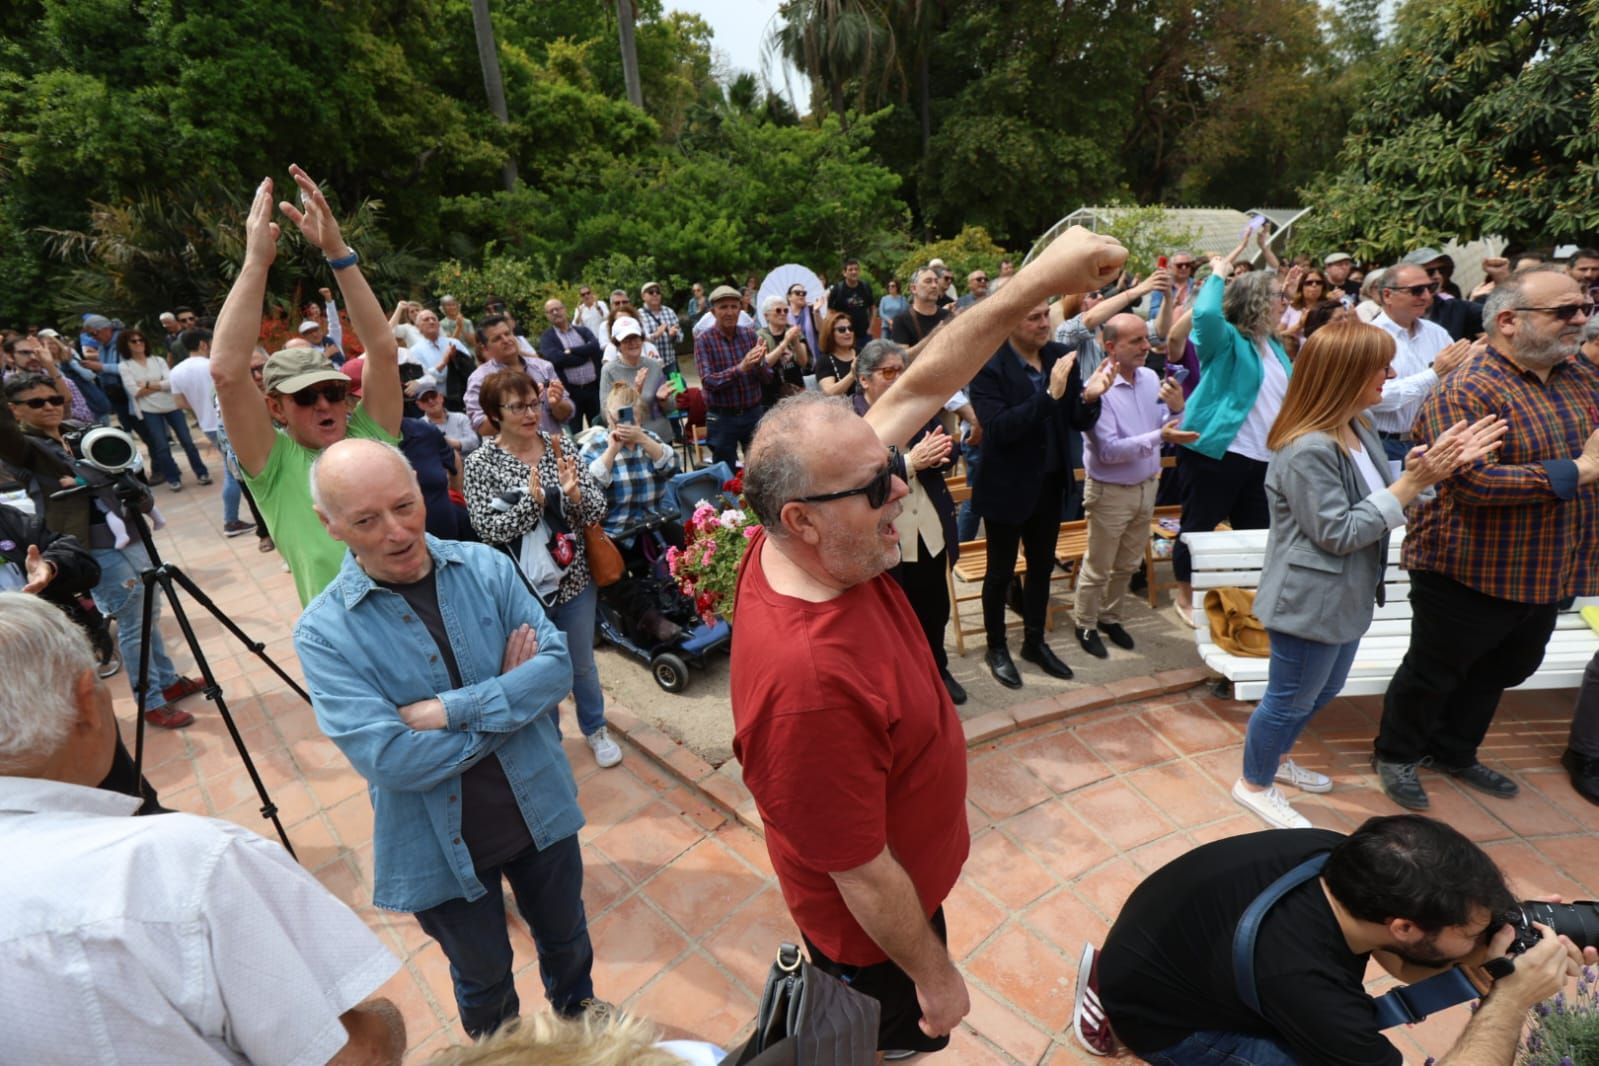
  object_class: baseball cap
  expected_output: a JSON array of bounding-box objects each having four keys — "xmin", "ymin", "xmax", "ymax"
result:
[
  {"xmin": 297, "ymin": 319, "xmax": 321, "ymax": 334},
  {"xmin": 708, "ymin": 285, "xmax": 742, "ymax": 304},
  {"xmin": 341, "ymin": 357, "xmax": 366, "ymax": 398},
  {"xmin": 611, "ymin": 317, "xmax": 643, "ymax": 341},
  {"xmin": 1402, "ymin": 247, "xmax": 1447, "ymax": 267},
  {"xmin": 414, "ymin": 378, "xmax": 441, "ymax": 399},
  {"xmin": 263, "ymin": 346, "xmax": 349, "ymax": 394},
  {"xmin": 1324, "ymin": 252, "xmax": 1352, "ymax": 266},
  {"xmin": 82, "ymin": 314, "xmax": 112, "ymax": 330}
]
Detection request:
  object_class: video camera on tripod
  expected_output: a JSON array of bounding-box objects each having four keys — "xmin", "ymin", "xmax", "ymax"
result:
[{"xmin": 61, "ymin": 424, "xmax": 144, "ymax": 475}]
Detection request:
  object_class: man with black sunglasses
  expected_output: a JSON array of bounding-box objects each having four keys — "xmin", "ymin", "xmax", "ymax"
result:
[
  {"xmin": 731, "ymin": 225, "xmax": 1129, "ymax": 1058},
  {"xmin": 1372, "ymin": 266, "xmax": 1599, "ymax": 812},
  {"xmin": 1370, "ymin": 263, "xmax": 1474, "ymax": 463},
  {"xmin": 1402, "ymin": 247, "xmax": 1485, "ymax": 341},
  {"xmin": 212, "ymin": 165, "xmax": 404, "ymax": 608}
]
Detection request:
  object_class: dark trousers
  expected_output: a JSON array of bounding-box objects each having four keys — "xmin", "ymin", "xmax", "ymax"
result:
[
  {"xmin": 981, "ymin": 475, "xmax": 1066, "ymax": 648},
  {"xmin": 892, "ymin": 547, "xmax": 951, "ymax": 672},
  {"xmin": 1374, "ymin": 570, "xmax": 1559, "ymax": 767},
  {"xmin": 805, "ymin": 906, "xmax": 951, "ymax": 1054},
  {"xmin": 99, "ymin": 731, "xmax": 164, "ymax": 815},
  {"xmin": 1570, "ymin": 650, "xmax": 1599, "ymax": 759},
  {"xmin": 705, "ymin": 405, "xmax": 764, "ymax": 469},
  {"xmin": 413, "ymin": 833, "xmax": 593, "ymax": 1038},
  {"xmin": 565, "ymin": 381, "xmax": 601, "ymax": 429},
  {"xmin": 1172, "ymin": 449, "xmax": 1270, "ymax": 583}
]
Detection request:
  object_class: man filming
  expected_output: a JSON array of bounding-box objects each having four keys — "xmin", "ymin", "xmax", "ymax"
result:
[{"xmin": 1077, "ymin": 815, "xmax": 1597, "ymax": 1065}]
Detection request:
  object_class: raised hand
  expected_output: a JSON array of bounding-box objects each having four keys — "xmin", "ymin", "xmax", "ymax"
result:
[
  {"xmin": 1282, "ymin": 264, "xmax": 1306, "ymax": 296},
  {"xmin": 319, "ymin": 286, "xmax": 334, "ymax": 303},
  {"xmin": 545, "ymin": 379, "xmax": 565, "ymax": 409},
  {"xmin": 556, "ymin": 451, "xmax": 581, "ymax": 503},
  {"xmin": 1209, "ymin": 255, "xmax": 1233, "ymax": 280},
  {"xmin": 244, "ymin": 178, "xmax": 282, "ymax": 270},
  {"xmin": 632, "ymin": 366, "xmax": 650, "ymax": 393},
  {"xmin": 20, "ymin": 545, "xmax": 55, "ymax": 594},
  {"xmin": 278, "ymin": 164, "xmax": 347, "ymax": 256},
  {"xmin": 1046, "ymin": 350, "xmax": 1080, "ymax": 399},
  {"xmin": 1158, "ymin": 375, "xmax": 1185, "ymax": 411},
  {"xmin": 1034, "ymin": 225, "xmax": 1128, "ymax": 295},
  {"xmin": 1139, "ymin": 268, "xmax": 1172, "ymax": 295},
  {"xmin": 908, "ymin": 426, "xmax": 953, "ymax": 472},
  {"xmin": 1081, "ymin": 359, "xmax": 1117, "ymax": 403},
  {"xmin": 1432, "ymin": 339, "xmax": 1475, "ymax": 376},
  {"xmin": 741, "ymin": 339, "xmax": 769, "ymax": 370}
]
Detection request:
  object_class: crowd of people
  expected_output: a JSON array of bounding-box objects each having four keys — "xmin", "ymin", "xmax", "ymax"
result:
[{"xmin": 3, "ymin": 160, "xmax": 1599, "ymax": 1065}]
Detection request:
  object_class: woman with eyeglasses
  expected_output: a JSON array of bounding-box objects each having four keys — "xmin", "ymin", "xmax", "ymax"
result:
[
  {"xmin": 854, "ymin": 340, "xmax": 966, "ymax": 704},
  {"xmin": 1281, "ymin": 269, "xmax": 1330, "ymax": 354},
  {"xmin": 755, "ymin": 295, "xmax": 810, "ymax": 405},
  {"xmin": 786, "ymin": 284, "xmax": 821, "ymax": 356},
  {"xmin": 1169, "ymin": 258, "xmax": 1294, "ymax": 625},
  {"xmin": 877, "ymin": 278, "xmax": 907, "ymax": 339},
  {"xmin": 814, "ymin": 311, "xmax": 860, "ymax": 397},
  {"xmin": 117, "ymin": 329, "xmax": 210, "ymax": 492},
  {"xmin": 463, "ymin": 370, "xmax": 621, "ymax": 770}
]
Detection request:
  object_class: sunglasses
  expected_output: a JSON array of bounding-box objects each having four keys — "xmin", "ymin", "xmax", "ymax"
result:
[
  {"xmin": 288, "ymin": 382, "xmax": 350, "ymax": 406},
  {"xmin": 1517, "ymin": 302, "xmax": 1595, "ymax": 321},
  {"xmin": 12, "ymin": 395, "xmax": 67, "ymax": 409},
  {"xmin": 771, "ymin": 307, "xmax": 789, "ymax": 315},
  {"xmin": 792, "ymin": 462, "xmax": 897, "ymax": 509},
  {"xmin": 835, "ymin": 325, "xmax": 854, "ymax": 334},
  {"xmin": 1303, "ymin": 279, "xmax": 1325, "ymax": 286},
  {"xmin": 1386, "ymin": 282, "xmax": 1441, "ymax": 298},
  {"xmin": 789, "ymin": 289, "xmax": 806, "ymax": 297},
  {"xmin": 873, "ymin": 365, "xmax": 903, "ymax": 380}
]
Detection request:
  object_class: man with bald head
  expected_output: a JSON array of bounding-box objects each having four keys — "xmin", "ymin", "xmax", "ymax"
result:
[
  {"xmin": 1073, "ymin": 313, "xmax": 1199, "ymax": 659},
  {"xmin": 294, "ymin": 438, "xmax": 603, "ymax": 1039},
  {"xmin": 732, "ymin": 226, "xmax": 1128, "ymax": 1058}
]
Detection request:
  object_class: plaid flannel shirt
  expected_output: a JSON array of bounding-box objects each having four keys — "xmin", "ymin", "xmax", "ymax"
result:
[
  {"xmin": 1402, "ymin": 348, "xmax": 1599, "ymax": 604},
  {"xmin": 640, "ymin": 305, "xmax": 679, "ymax": 344},
  {"xmin": 693, "ymin": 325, "xmax": 769, "ymax": 410},
  {"xmin": 579, "ymin": 430, "xmax": 678, "ymax": 539}
]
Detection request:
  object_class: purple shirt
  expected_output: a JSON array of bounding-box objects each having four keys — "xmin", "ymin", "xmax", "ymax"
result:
[
  {"xmin": 464, "ymin": 354, "xmax": 564, "ymax": 434},
  {"xmin": 1083, "ymin": 365, "xmax": 1170, "ymax": 486}
]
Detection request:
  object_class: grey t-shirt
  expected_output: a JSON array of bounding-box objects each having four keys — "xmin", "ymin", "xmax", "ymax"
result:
[{"xmin": 598, "ymin": 356, "xmax": 673, "ymax": 440}]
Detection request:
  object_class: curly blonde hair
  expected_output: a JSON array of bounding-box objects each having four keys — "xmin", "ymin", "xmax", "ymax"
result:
[{"xmin": 426, "ymin": 1012, "xmax": 694, "ymax": 1066}]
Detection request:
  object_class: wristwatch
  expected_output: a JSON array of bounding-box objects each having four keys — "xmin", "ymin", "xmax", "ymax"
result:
[
  {"xmin": 1482, "ymin": 955, "xmax": 1516, "ymax": 980},
  {"xmin": 326, "ymin": 247, "xmax": 360, "ymax": 271}
]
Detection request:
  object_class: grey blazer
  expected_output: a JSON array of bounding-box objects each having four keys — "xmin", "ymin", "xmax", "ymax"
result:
[{"xmin": 1254, "ymin": 421, "xmax": 1407, "ymax": 644}]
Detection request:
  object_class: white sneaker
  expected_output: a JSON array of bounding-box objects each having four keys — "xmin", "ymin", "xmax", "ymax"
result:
[
  {"xmin": 1232, "ymin": 780, "xmax": 1311, "ymax": 829},
  {"xmin": 1275, "ymin": 758, "xmax": 1333, "ymax": 794},
  {"xmin": 586, "ymin": 726, "xmax": 623, "ymax": 768}
]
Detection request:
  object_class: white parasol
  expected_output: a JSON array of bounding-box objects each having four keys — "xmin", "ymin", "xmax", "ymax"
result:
[{"xmin": 756, "ymin": 264, "xmax": 826, "ymax": 318}]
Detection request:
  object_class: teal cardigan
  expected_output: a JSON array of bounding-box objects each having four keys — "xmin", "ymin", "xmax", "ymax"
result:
[{"xmin": 1179, "ymin": 273, "xmax": 1293, "ymax": 460}]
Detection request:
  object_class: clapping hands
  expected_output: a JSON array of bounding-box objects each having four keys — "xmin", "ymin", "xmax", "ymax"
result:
[{"xmin": 1405, "ymin": 415, "xmax": 1506, "ymax": 486}]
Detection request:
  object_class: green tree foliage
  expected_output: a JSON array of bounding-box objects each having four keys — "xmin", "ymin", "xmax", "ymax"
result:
[
  {"xmin": 892, "ymin": 225, "xmax": 1008, "ymax": 289},
  {"xmin": 1086, "ymin": 205, "xmax": 1202, "ymax": 277},
  {"xmin": 1298, "ymin": 0, "xmax": 1599, "ymax": 258}
]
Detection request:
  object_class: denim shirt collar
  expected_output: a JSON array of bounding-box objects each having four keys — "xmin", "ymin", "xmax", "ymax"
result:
[{"xmin": 336, "ymin": 534, "xmax": 468, "ymax": 610}]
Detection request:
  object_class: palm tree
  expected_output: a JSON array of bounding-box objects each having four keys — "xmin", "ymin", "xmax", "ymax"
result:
[
  {"xmin": 767, "ymin": 0, "xmax": 895, "ymax": 122},
  {"xmin": 468, "ymin": 0, "xmax": 517, "ymax": 190},
  {"xmin": 615, "ymin": 0, "xmax": 643, "ymax": 108}
]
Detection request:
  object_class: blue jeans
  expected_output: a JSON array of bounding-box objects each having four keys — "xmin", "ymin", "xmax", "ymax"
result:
[
  {"xmin": 90, "ymin": 543, "xmax": 180, "ymax": 710},
  {"xmin": 1379, "ymin": 435, "xmax": 1411, "ymax": 465},
  {"xmin": 704, "ymin": 405, "xmax": 764, "ymax": 469},
  {"xmin": 1143, "ymin": 1030, "xmax": 1300, "ymax": 1065},
  {"xmin": 412, "ymin": 833, "xmax": 593, "ymax": 1037},
  {"xmin": 956, "ymin": 439, "xmax": 982, "ymax": 542},
  {"xmin": 1241, "ymin": 629, "xmax": 1361, "ymax": 787},
  {"xmin": 204, "ymin": 431, "xmax": 242, "ymax": 524},
  {"xmin": 547, "ymin": 582, "xmax": 606, "ymax": 736},
  {"xmin": 138, "ymin": 409, "xmax": 208, "ymax": 485}
]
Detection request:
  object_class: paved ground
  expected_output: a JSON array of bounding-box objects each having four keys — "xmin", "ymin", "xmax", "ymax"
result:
[{"xmin": 111, "ymin": 459, "xmax": 1598, "ymax": 1064}]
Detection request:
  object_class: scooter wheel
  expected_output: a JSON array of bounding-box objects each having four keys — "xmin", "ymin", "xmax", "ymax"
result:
[{"xmin": 651, "ymin": 652, "xmax": 690, "ymax": 693}]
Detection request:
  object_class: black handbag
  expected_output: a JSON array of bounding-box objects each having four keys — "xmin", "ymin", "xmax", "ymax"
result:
[{"xmin": 728, "ymin": 943, "xmax": 881, "ymax": 1066}]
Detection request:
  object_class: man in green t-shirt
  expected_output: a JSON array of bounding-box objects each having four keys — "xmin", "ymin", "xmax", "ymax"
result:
[{"xmin": 212, "ymin": 166, "xmax": 402, "ymax": 607}]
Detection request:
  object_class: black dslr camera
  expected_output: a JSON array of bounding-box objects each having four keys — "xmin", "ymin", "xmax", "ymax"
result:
[{"xmin": 1488, "ymin": 900, "xmax": 1599, "ymax": 971}]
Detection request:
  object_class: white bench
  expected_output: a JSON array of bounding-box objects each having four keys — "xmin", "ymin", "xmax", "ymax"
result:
[{"xmin": 1181, "ymin": 528, "xmax": 1599, "ymax": 701}]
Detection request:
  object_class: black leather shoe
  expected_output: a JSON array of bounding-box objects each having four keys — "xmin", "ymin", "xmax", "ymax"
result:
[
  {"xmin": 1372, "ymin": 755, "xmax": 1429, "ymax": 810},
  {"xmin": 1098, "ymin": 622, "xmax": 1135, "ymax": 650},
  {"xmin": 1075, "ymin": 627, "xmax": 1109, "ymax": 659},
  {"xmin": 1561, "ymin": 748, "xmax": 1599, "ymax": 806},
  {"xmin": 940, "ymin": 668, "xmax": 969, "ymax": 705},
  {"xmin": 1443, "ymin": 761, "xmax": 1519, "ymax": 799},
  {"xmin": 985, "ymin": 647, "xmax": 1023, "ymax": 689},
  {"xmin": 1020, "ymin": 640, "xmax": 1075, "ymax": 680}
]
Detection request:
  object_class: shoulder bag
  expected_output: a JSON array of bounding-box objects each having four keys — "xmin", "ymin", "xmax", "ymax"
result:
[{"xmin": 727, "ymin": 943, "xmax": 880, "ymax": 1066}]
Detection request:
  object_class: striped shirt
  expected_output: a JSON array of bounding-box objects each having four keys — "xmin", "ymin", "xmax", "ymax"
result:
[{"xmin": 1402, "ymin": 348, "xmax": 1599, "ymax": 603}]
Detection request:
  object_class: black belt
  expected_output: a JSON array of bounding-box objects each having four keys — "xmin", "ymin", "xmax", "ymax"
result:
[
  {"xmin": 708, "ymin": 404, "xmax": 760, "ymax": 416},
  {"xmin": 1377, "ymin": 431, "xmax": 1413, "ymax": 442}
]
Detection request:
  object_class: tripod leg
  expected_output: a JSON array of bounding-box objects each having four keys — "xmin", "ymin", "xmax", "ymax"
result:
[
  {"xmin": 131, "ymin": 566, "xmax": 161, "ymax": 794},
  {"xmin": 152, "ymin": 566, "xmax": 296, "ymax": 859},
  {"xmin": 164, "ymin": 566, "xmax": 312, "ymax": 705}
]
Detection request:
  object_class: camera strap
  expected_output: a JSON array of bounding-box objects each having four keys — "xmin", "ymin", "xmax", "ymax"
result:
[{"xmin": 1232, "ymin": 851, "xmax": 1481, "ymax": 1030}]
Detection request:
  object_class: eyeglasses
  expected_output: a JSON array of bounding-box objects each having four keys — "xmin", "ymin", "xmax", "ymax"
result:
[
  {"xmin": 579, "ymin": 290, "xmax": 592, "ymax": 297},
  {"xmin": 501, "ymin": 400, "xmax": 541, "ymax": 416},
  {"xmin": 128, "ymin": 337, "xmax": 146, "ymax": 345},
  {"xmin": 771, "ymin": 307, "xmax": 789, "ymax": 315},
  {"xmin": 287, "ymin": 382, "xmax": 349, "ymax": 407},
  {"xmin": 971, "ymin": 276, "xmax": 989, "ymax": 283},
  {"xmin": 789, "ymin": 289, "xmax": 806, "ymax": 297},
  {"xmin": 1385, "ymin": 282, "xmax": 1441, "ymax": 298},
  {"xmin": 1171, "ymin": 261, "xmax": 1194, "ymax": 270},
  {"xmin": 1425, "ymin": 267, "xmax": 1445, "ymax": 277},
  {"xmin": 1516, "ymin": 302, "xmax": 1594, "ymax": 321},
  {"xmin": 791, "ymin": 463, "xmax": 895, "ymax": 509},
  {"xmin": 1303, "ymin": 280, "xmax": 1325, "ymax": 287},
  {"xmin": 872, "ymin": 365, "xmax": 904, "ymax": 381},
  {"xmin": 12, "ymin": 395, "xmax": 66, "ymax": 409},
  {"xmin": 835, "ymin": 325, "xmax": 854, "ymax": 334}
]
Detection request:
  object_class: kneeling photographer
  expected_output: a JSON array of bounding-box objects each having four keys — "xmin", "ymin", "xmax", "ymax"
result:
[
  {"xmin": 2, "ymin": 373, "xmax": 203, "ymax": 730},
  {"xmin": 1077, "ymin": 815, "xmax": 1597, "ymax": 1065}
]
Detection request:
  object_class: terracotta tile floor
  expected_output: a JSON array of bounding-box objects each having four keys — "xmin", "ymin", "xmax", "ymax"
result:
[{"xmin": 112, "ymin": 471, "xmax": 1597, "ymax": 1064}]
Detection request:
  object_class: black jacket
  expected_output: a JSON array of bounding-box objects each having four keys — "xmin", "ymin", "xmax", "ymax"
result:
[
  {"xmin": 537, "ymin": 326, "xmax": 602, "ymax": 388},
  {"xmin": 1426, "ymin": 297, "xmax": 1484, "ymax": 341},
  {"xmin": 0, "ymin": 502, "xmax": 101, "ymax": 610},
  {"xmin": 968, "ymin": 340, "xmax": 1101, "ymax": 524}
]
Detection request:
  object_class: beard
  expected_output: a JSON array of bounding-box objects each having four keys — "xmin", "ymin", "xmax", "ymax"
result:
[
  {"xmin": 1389, "ymin": 931, "xmax": 1461, "ymax": 969},
  {"xmin": 817, "ymin": 502, "xmax": 903, "ymax": 588},
  {"xmin": 1515, "ymin": 328, "xmax": 1581, "ymax": 370}
]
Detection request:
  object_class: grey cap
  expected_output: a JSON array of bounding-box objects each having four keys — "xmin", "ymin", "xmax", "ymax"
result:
[
  {"xmin": 82, "ymin": 314, "xmax": 112, "ymax": 330},
  {"xmin": 708, "ymin": 285, "xmax": 743, "ymax": 304},
  {"xmin": 1402, "ymin": 247, "xmax": 1447, "ymax": 266},
  {"xmin": 1323, "ymin": 252, "xmax": 1352, "ymax": 266}
]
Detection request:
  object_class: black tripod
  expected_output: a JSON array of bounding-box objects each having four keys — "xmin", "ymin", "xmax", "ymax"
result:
[{"xmin": 66, "ymin": 475, "xmax": 303, "ymax": 856}]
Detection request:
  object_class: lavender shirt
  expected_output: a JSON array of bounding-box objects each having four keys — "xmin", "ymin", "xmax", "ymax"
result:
[{"xmin": 1082, "ymin": 365, "xmax": 1170, "ymax": 486}]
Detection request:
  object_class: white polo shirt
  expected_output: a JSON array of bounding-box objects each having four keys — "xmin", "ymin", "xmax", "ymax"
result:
[
  {"xmin": 168, "ymin": 355, "xmax": 220, "ymax": 433},
  {"xmin": 1368, "ymin": 312, "xmax": 1454, "ymax": 437},
  {"xmin": 0, "ymin": 777, "xmax": 398, "ymax": 1065}
]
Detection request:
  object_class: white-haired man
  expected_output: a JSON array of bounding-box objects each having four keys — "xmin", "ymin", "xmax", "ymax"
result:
[
  {"xmin": 732, "ymin": 226, "xmax": 1127, "ymax": 1058},
  {"xmin": 294, "ymin": 438, "xmax": 603, "ymax": 1040},
  {"xmin": 0, "ymin": 592, "xmax": 405, "ymax": 1064}
]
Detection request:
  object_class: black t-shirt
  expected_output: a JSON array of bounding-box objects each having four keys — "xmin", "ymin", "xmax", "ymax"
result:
[
  {"xmin": 814, "ymin": 351, "xmax": 858, "ymax": 393},
  {"xmin": 376, "ymin": 568, "xmax": 534, "ymax": 870},
  {"xmin": 888, "ymin": 306, "xmax": 950, "ymax": 347},
  {"xmin": 1099, "ymin": 829, "xmax": 1401, "ymax": 1066},
  {"xmin": 828, "ymin": 279, "xmax": 873, "ymax": 337}
]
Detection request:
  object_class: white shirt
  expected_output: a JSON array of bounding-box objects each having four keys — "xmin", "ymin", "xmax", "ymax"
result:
[
  {"xmin": 1349, "ymin": 441, "xmax": 1388, "ymax": 495},
  {"xmin": 1229, "ymin": 339, "xmax": 1290, "ymax": 462},
  {"xmin": 410, "ymin": 333, "xmax": 469, "ymax": 374},
  {"xmin": 575, "ymin": 301, "xmax": 608, "ymax": 339},
  {"xmin": 1368, "ymin": 312, "xmax": 1453, "ymax": 436},
  {"xmin": 168, "ymin": 354, "xmax": 220, "ymax": 433},
  {"xmin": 119, "ymin": 356, "xmax": 178, "ymax": 416},
  {"xmin": 0, "ymin": 777, "xmax": 398, "ymax": 1065}
]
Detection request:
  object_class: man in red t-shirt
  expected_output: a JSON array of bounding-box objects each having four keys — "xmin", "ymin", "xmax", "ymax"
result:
[{"xmin": 732, "ymin": 225, "xmax": 1129, "ymax": 1059}]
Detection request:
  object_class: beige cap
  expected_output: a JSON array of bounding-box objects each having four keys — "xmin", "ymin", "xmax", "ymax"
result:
[{"xmin": 263, "ymin": 346, "xmax": 348, "ymax": 394}]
